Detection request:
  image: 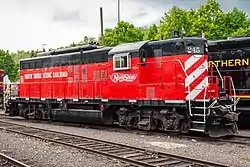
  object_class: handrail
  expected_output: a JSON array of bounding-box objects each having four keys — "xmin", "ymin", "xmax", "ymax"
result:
[
  {"xmin": 229, "ymin": 77, "xmax": 237, "ymax": 111},
  {"xmin": 207, "ymin": 99, "xmax": 217, "ymax": 116},
  {"xmin": 203, "ymin": 76, "xmax": 219, "ymax": 122},
  {"xmin": 203, "ymin": 76, "xmax": 208, "ymax": 122},
  {"xmin": 209, "ymin": 61, "xmax": 224, "ymax": 89},
  {"xmin": 222, "ymin": 76, "xmax": 237, "ymax": 112}
]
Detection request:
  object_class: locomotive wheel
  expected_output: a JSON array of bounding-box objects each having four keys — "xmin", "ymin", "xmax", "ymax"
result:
[
  {"xmin": 35, "ymin": 110, "xmax": 42, "ymax": 120},
  {"xmin": 9, "ymin": 109, "xmax": 18, "ymax": 116},
  {"xmin": 150, "ymin": 119, "xmax": 158, "ymax": 131},
  {"xmin": 179, "ymin": 119, "xmax": 191, "ymax": 134}
]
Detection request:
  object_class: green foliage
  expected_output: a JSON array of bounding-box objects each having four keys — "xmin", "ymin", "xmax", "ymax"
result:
[
  {"xmin": 0, "ymin": 50, "xmax": 19, "ymax": 81},
  {"xmin": 156, "ymin": 6, "xmax": 191, "ymax": 39},
  {"xmin": 154, "ymin": 0, "xmax": 250, "ymax": 40},
  {"xmin": 146, "ymin": 24, "xmax": 158, "ymax": 40},
  {"xmin": 223, "ymin": 7, "xmax": 249, "ymax": 37},
  {"xmin": 102, "ymin": 21, "xmax": 145, "ymax": 46},
  {"xmin": 11, "ymin": 50, "xmax": 38, "ymax": 64},
  {"xmin": 189, "ymin": 0, "xmax": 226, "ymax": 39},
  {"xmin": 232, "ymin": 26, "xmax": 250, "ymax": 36}
]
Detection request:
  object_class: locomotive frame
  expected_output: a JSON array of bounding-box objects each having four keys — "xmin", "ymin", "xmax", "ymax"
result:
[{"xmin": 5, "ymin": 37, "xmax": 239, "ymax": 137}]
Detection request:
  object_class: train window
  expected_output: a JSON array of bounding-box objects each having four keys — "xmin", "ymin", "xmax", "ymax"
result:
[
  {"xmin": 175, "ymin": 41, "xmax": 185, "ymax": 54},
  {"xmin": 113, "ymin": 53, "xmax": 131, "ymax": 71},
  {"xmin": 114, "ymin": 57, "xmax": 120, "ymax": 67},
  {"xmin": 162, "ymin": 42, "xmax": 175, "ymax": 56},
  {"xmin": 153, "ymin": 49, "xmax": 162, "ymax": 57}
]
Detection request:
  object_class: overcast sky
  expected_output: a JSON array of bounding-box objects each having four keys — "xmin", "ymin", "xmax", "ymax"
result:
[{"xmin": 1, "ymin": 0, "xmax": 249, "ymax": 51}]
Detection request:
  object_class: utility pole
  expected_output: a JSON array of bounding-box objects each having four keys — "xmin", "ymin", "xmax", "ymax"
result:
[
  {"xmin": 42, "ymin": 44, "xmax": 47, "ymax": 52},
  {"xmin": 100, "ymin": 7, "xmax": 104, "ymax": 46},
  {"xmin": 118, "ymin": 0, "xmax": 120, "ymax": 23}
]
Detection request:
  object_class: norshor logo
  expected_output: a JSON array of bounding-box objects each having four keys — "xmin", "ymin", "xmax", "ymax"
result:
[{"xmin": 110, "ymin": 73, "xmax": 138, "ymax": 83}]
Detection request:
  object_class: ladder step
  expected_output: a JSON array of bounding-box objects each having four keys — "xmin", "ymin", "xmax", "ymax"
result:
[
  {"xmin": 190, "ymin": 128, "xmax": 205, "ymax": 132},
  {"xmin": 192, "ymin": 121, "xmax": 205, "ymax": 124},
  {"xmin": 192, "ymin": 107, "xmax": 207, "ymax": 109},
  {"xmin": 138, "ymin": 119, "xmax": 149, "ymax": 126},
  {"xmin": 193, "ymin": 114, "xmax": 205, "ymax": 116}
]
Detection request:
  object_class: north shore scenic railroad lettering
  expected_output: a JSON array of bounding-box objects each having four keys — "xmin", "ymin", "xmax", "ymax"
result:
[{"xmin": 24, "ymin": 71, "xmax": 68, "ymax": 79}]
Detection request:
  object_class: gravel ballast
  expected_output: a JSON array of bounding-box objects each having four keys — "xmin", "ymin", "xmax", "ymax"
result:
[
  {"xmin": 0, "ymin": 131, "xmax": 126, "ymax": 167},
  {"xmin": 1, "ymin": 118, "xmax": 250, "ymax": 167}
]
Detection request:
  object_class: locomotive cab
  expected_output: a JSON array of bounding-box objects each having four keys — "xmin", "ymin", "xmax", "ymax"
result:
[{"xmin": 108, "ymin": 38, "xmax": 239, "ymax": 137}]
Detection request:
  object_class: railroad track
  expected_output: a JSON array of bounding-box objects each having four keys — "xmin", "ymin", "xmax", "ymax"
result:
[
  {"xmin": 0, "ymin": 152, "xmax": 30, "ymax": 167},
  {"xmin": 1, "ymin": 115, "xmax": 250, "ymax": 146},
  {"xmin": 0, "ymin": 120, "xmax": 229, "ymax": 167},
  {"xmin": 217, "ymin": 134, "xmax": 250, "ymax": 145}
]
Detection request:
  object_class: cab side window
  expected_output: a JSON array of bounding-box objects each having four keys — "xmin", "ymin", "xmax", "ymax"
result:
[{"xmin": 113, "ymin": 53, "xmax": 131, "ymax": 71}]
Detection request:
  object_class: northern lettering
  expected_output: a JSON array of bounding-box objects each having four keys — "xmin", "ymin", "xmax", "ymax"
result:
[{"xmin": 209, "ymin": 58, "xmax": 250, "ymax": 67}]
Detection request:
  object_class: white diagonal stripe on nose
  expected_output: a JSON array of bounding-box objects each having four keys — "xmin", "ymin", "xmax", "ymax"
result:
[
  {"xmin": 185, "ymin": 60, "xmax": 207, "ymax": 88},
  {"xmin": 184, "ymin": 54, "xmax": 202, "ymax": 71},
  {"xmin": 186, "ymin": 77, "xmax": 208, "ymax": 100}
]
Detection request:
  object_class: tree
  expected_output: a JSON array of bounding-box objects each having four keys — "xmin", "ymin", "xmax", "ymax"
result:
[
  {"xmin": 189, "ymin": 0, "xmax": 226, "ymax": 39},
  {"xmin": 189, "ymin": 0, "xmax": 250, "ymax": 39},
  {"xmin": 155, "ymin": 0, "xmax": 250, "ymax": 40},
  {"xmin": 232, "ymin": 26, "xmax": 250, "ymax": 36},
  {"xmin": 0, "ymin": 50, "xmax": 18, "ymax": 81},
  {"xmin": 156, "ymin": 6, "xmax": 192, "ymax": 39},
  {"xmin": 102, "ymin": 21, "xmax": 145, "ymax": 46},
  {"xmin": 146, "ymin": 24, "xmax": 158, "ymax": 40},
  {"xmin": 11, "ymin": 50, "xmax": 34, "ymax": 64},
  {"xmin": 224, "ymin": 7, "xmax": 250, "ymax": 37}
]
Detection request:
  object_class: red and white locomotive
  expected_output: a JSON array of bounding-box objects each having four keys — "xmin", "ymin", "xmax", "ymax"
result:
[{"xmin": 6, "ymin": 37, "xmax": 239, "ymax": 137}]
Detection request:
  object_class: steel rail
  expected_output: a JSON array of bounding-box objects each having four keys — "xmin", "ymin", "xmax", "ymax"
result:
[{"xmin": 0, "ymin": 152, "xmax": 30, "ymax": 167}]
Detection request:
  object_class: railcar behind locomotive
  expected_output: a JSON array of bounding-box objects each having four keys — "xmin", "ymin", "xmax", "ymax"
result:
[
  {"xmin": 6, "ymin": 37, "xmax": 239, "ymax": 137},
  {"xmin": 208, "ymin": 37, "xmax": 250, "ymax": 125},
  {"xmin": 0, "ymin": 70, "xmax": 5, "ymax": 108}
]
